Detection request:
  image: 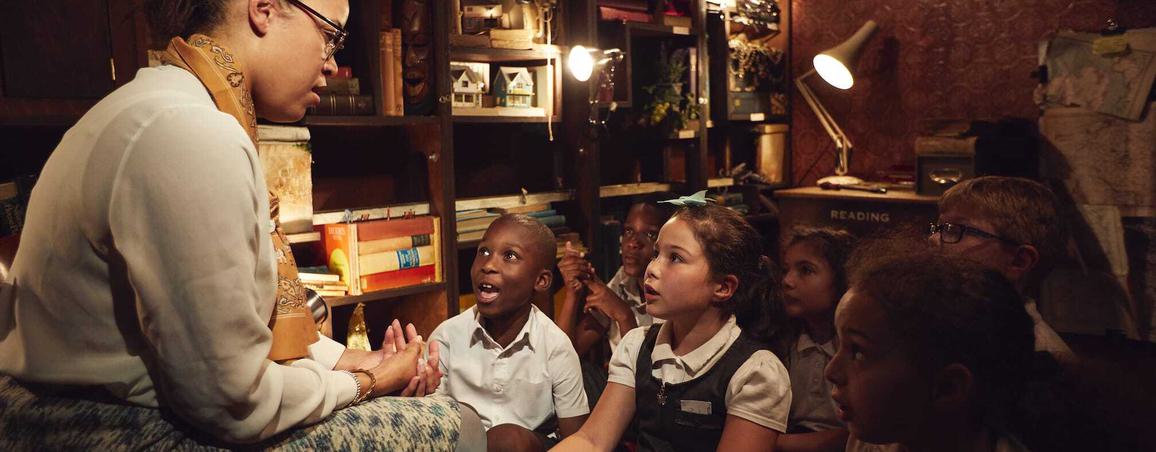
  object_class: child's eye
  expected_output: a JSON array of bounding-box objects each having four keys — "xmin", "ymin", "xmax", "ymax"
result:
[
  {"xmin": 503, "ymin": 250, "xmax": 519, "ymax": 261},
  {"xmin": 670, "ymin": 253, "xmax": 684, "ymax": 263},
  {"xmin": 478, "ymin": 247, "xmax": 491, "ymax": 257},
  {"xmin": 850, "ymin": 345, "xmax": 865, "ymax": 362}
]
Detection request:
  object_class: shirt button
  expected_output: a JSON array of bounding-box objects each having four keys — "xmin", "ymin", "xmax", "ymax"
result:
[{"xmin": 494, "ymin": 384, "xmax": 503, "ymax": 393}]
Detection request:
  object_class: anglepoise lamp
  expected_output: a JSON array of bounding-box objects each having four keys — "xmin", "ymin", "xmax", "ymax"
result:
[{"xmin": 795, "ymin": 20, "xmax": 878, "ymax": 186}]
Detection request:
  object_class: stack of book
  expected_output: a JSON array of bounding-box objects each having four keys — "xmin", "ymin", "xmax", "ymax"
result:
[
  {"xmin": 323, "ymin": 216, "xmax": 442, "ymax": 295},
  {"xmin": 599, "ymin": 0, "xmax": 651, "ymax": 23},
  {"xmin": 297, "ymin": 266, "xmax": 348, "ymax": 297},
  {"xmin": 456, "ymin": 203, "xmax": 571, "ymax": 244},
  {"xmin": 379, "ymin": 29, "xmax": 404, "ymax": 116},
  {"xmin": 455, "ymin": 209, "xmax": 501, "ymax": 243},
  {"xmin": 311, "ymin": 67, "xmax": 374, "ymax": 115},
  {"xmin": 712, "ymin": 191, "xmax": 748, "ymax": 215}
]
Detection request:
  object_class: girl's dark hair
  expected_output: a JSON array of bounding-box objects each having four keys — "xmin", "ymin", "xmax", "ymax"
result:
[
  {"xmin": 785, "ymin": 226, "xmax": 857, "ymax": 296},
  {"xmin": 672, "ymin": 204, "xmax": 787, "ymax": 348},
  {"xmin": 145, "ymin": 0, "xmax": 233, "ymax": 43},
  {"xmin": 629, "ymin": 191, "xmax": 678, "ymax": 222},
  {"xmin": 851, "ymin": 249, "xmax": 1035, "ymax": 425}
]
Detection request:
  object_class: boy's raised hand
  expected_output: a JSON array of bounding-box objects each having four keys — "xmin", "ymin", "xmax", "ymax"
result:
[
  {"xmin": 583, "ymin": 277, "xmax": 633, "ymax": 328},
  {"xmin": 558, "ymin": 241, "xmax": 595, "ymax": 293}
]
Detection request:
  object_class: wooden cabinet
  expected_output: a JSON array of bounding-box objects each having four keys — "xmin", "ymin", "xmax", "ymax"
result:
[{"xmin": 0, "ymin": 0, "xmax": 145, "ymax": 124}]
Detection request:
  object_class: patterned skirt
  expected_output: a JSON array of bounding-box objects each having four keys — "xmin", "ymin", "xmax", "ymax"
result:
[{"xmin": 0, "ymin": 376, "xmax": 462, "ymax": 451}]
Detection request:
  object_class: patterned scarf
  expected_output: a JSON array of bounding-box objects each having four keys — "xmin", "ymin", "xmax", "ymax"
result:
[{"xmin": 162, "ymin": 34, "xmax": 318, "ymax": 362}]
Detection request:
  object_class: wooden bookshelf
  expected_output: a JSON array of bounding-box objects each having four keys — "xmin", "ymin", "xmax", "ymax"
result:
[
  {"xmin": 328, "ymin": 282, "xmax": 447, "ymax": 308},
  {"xmin": 449, "ymin": 44, "xmax": 563, "ymax": 63},
  {"xmin": 301, "ymin": 115, "xmax": 440, "ymax": 127}
]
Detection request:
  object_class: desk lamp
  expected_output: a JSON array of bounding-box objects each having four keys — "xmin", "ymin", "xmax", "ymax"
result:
[{"xmin": 795, "ymin": 20, "xmax": 878, "ymax": 186}]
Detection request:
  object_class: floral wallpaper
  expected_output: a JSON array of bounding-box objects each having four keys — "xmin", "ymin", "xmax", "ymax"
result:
[{"xmin": 789, "ymin": 0, "xmax": 1156, "ymax": 185}]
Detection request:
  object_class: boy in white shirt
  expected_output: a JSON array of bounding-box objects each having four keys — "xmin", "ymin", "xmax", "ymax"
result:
[{"xmin": 431, "ymin": 214, "xmax": 589, "ymax": 451}]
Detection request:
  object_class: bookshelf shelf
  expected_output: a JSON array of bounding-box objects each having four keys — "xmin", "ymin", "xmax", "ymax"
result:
[
  {"xmin": 627, "ymin": 22, "xmax": 697, "ymax": 38},
  {"xmin": 452, "ymin": 115, "xmax": 561, "ymax": 124},
  {"xmin": 455, "ymin": 191, "xmax": 574, "ymax": 211},
  {"xmin": 599, "ymin": 182, "xmax": 676, "ymax": 198},
  {"xmin": 300, "ymin": 115, "xmax": 440, "ymax": 127},
  {"xmin": 312, "ymin": 202, "xmax": 432, "ymax": 226},
  {"xmin": 449, "ymin": 44, "xmax": 564, "ymax": 63},
  {"xmin": 328, "ymin": 282, "xmax": 447, "ymax": 308}
]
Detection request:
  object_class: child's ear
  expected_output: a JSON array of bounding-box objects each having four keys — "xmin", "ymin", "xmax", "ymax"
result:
[
  {"xmin": 931, "ymin": 363, "xmax": 974, "ymax": 412},
  {"xmin": 534, "ymin": 268, "xmax": 553, "ymax": 292},
  {"xmin": 711, "ymin": 274, "xmax": 739, "ymax": 303},
  {"xmin": 1006, "ymin": 244, "xmax": 1040, "ymax": 281}
]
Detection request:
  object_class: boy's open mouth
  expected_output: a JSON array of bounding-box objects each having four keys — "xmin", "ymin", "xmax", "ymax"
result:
[{"xmin": 477, "ymin": 282, "xmax": 501, "ymax": 303}]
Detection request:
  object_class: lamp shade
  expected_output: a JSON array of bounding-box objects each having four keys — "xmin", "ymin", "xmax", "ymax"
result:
[
  {"xmin": 813, "ymin": 20, "xmax": 878, "ymax": 90},
  {"xmin": 568, "ymin": 45, "xmax": 595, "ymax": 82}
]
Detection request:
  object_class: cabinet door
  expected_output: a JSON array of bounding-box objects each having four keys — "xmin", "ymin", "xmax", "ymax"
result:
[{"xmin": 1, "ymin": 0, "xmax": 115, "ymax": 99}]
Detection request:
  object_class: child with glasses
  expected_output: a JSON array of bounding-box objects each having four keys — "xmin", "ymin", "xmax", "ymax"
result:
[{"xmin": 928, "ymin": 176, "xmax": 1072, "ymax": 360}]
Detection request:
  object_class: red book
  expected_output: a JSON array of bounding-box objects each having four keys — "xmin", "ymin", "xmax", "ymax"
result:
[
  {"xmin": 360, "ymin": 265, "xmax": 438, "ymax": 292},
  {"xmin": 356, "ymin": 216, "xmax": 435, "ymax": 241},
  {"xmin": 599, "ymin": 6, "xmax": 652, "ymax": 23}
]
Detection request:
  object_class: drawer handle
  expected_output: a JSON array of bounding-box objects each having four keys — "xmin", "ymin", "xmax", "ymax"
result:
[{"xmin": 929, "ymin": 168, "xmax": 964, "ymax": 186}]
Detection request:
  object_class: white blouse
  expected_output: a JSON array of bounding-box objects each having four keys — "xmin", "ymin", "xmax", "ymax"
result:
[{"xmin": 0, "ymin": 65, "xmax": 355, "ymax": 443}]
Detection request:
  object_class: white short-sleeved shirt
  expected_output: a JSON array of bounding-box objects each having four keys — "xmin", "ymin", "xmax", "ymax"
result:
[
  {"xmin": 590, "ymin": 266, "xmax": 659, "ymax": 350},
  {"xmin": 431, "ymin": 305, "xmax": 589, "ymax": 430},
  {"xmin": 608, "ymin": 315, "xmax": 792, "ymax": 432},
  {"xmin": 787, "ymin": 331, "xmax": 844, "ymax": 431}
]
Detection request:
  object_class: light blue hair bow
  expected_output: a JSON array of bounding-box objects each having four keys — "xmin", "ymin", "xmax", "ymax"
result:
[{"xmin": 659, "ymin": 190, "xmax": 714, "ymax": 207}]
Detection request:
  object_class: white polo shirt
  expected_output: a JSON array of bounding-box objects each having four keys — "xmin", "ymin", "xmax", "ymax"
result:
[
  {"xmin": 607, "ymin": 315, "xmax": 792, "ymax": 432},
  {"xmin": 787, "ymin": 331, "xmax": 843, "ymax": 431},
  {"xmin": 431, "ymin": 305, "xmax": 589, "ymax": 430}
]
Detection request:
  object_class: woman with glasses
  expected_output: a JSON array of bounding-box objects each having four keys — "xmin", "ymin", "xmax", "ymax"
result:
[{"xmin": 0, "ymin": 1, "xmax": 481, "ymax": 449}]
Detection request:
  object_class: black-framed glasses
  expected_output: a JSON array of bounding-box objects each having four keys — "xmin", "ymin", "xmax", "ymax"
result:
[
  {"xmin": 287, "ymin": 0, "xmax": 347, "ymax": 61},
  {"xmin": 928, "ymin": 222, "xmax": 1021, "ymax": 246}
]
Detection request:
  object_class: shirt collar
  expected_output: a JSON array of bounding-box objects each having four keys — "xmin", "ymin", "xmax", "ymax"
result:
[
  {"xmin": 470, "ymin": 305, "xmax": 537, "ymax": 352},
  {"xmin": 650, "ymin": 315, "xmax": 739, "ymax": 376},
  {"xmin": 608, "ymin": 267, "xmax": 646, "ymax": 311},
  {"xmin": 795, "ymin": 330, "xmax": 837, "ymax": 356}
]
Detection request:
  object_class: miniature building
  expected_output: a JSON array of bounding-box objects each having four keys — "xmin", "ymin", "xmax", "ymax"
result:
[
  {"xmin": 450, "ymin": 66, "xmax": 486, "ymax": 108},
  {"xmin": 492, "ymin": 66, "xmax": 535, "ymax": 108}
]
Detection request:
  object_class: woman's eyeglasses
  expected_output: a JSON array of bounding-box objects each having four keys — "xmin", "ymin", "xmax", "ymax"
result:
[
  {"xmin": 928, "ymin": 222, "xmax": 1021, "ymax": 246},
  {"xmin": 287, "ymin": 0, "xmax": 347, "ymax": 61}
]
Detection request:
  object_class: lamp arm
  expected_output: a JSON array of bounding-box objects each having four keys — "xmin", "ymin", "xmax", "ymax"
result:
[{"xmin": 795, "ymin": 69, "xmax": 853, "ymax": 175}]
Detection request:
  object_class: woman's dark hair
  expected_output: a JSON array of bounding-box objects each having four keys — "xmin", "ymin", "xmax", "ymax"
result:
[
  {"xmin": 785, "ymin": 226, "xmax": 857, "ymax": 296},
  {"xmin": 145, "ymin": 0, "xmax": 233, "ymax": 43},
  {"xmin": 672, "ymin": 203, "xmax": 787, "ymax": 348},
  {"xmin": 850, "ymin": 249, "xmax": 1035, "ymax": 425}
]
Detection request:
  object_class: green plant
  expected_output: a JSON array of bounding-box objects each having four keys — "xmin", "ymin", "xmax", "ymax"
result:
[{"xmin": 639, "ymin": 46, "xmax": 700, "ymax": 136}]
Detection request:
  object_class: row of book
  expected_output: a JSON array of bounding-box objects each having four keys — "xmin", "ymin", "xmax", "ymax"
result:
[
  {"xmin": 323, "ymin": 215, "xmax": 442, "ymax": 296},
  {"xmin": 455, "ymin": 202, "xmax": 570, "ymax": 245}
]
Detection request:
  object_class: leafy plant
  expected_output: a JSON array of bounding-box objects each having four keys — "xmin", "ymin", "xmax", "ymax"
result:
[{"xmin": 638, "ymin": 46, "xmax": 700, "ymax": 136}]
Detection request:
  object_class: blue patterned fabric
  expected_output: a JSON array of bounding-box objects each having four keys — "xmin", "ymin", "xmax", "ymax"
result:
[{"xmin": 0, "ymin": 376, "xmax": 461, "ymax": 451}]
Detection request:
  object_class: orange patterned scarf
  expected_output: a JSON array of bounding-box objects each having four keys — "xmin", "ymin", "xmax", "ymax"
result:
[{"xmin": 162, "ymin": 34, "xmax": 318, "ymax": 362}]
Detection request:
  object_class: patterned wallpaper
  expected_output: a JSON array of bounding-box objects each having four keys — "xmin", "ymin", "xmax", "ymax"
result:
[{"xmin": 789, "ymin": 0, "xmax": 1156, "ymax": 185}]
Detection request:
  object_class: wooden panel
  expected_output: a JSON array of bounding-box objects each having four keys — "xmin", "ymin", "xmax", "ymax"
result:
[
  {"xmin": 774, "ymin": 187, "xmax": 938, "ymax": 246},
  {"xmin": 1, "ymin": 0, "xmax": 114, "ymax": 99}
]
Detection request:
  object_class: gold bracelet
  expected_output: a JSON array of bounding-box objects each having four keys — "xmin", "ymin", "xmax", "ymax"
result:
[
  {"xmin": 350, "ymin": 368, "xmax": 376, "ymax": 404},
  {"xmin": 340, "ymin": 370, "xmax": 361, "ymax": 408}
]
